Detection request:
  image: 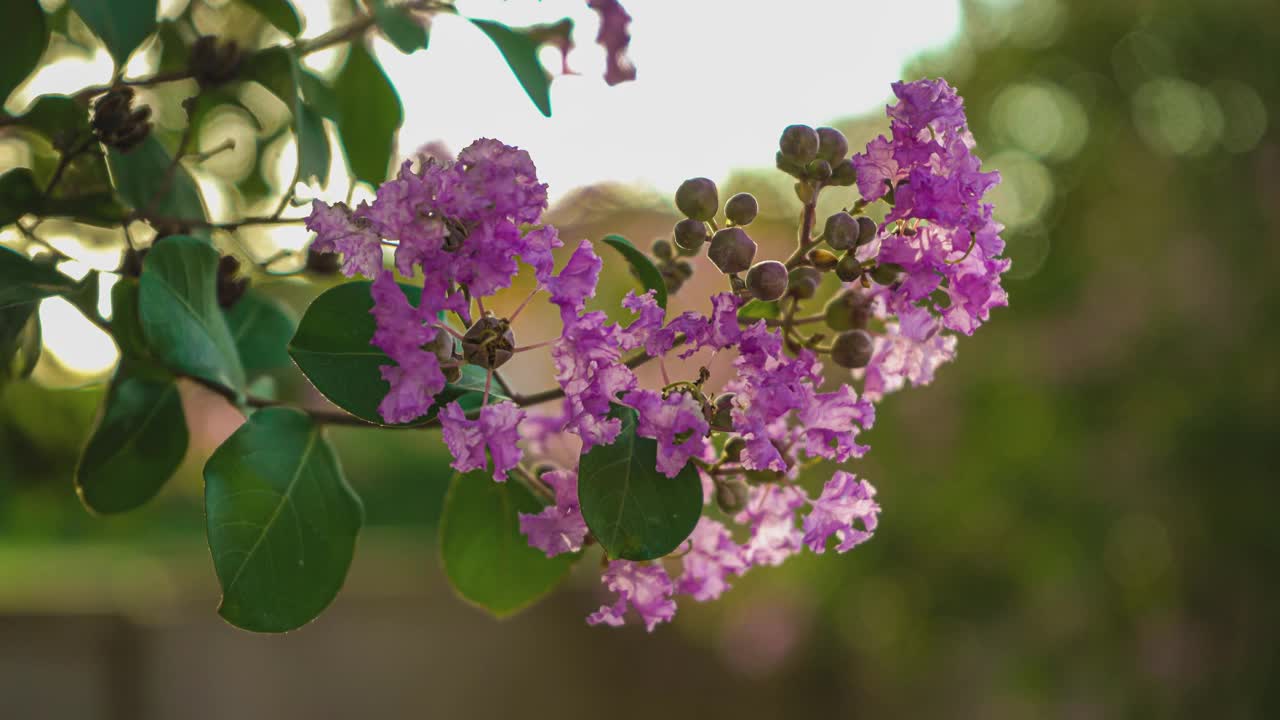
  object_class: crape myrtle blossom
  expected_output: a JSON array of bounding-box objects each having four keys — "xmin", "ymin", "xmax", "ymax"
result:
[
  {"xmin": 302, "ymin": 78, "xmax": 1006, "ymax": 631},
  {"xmin": 587, "ymin": 0, "xmax": 637, "ymax": 86}
]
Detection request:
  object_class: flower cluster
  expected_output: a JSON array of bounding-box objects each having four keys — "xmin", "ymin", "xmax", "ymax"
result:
[{"xmin": 306, "ymin": 78, "xmax": 1007, "ymax": 631}]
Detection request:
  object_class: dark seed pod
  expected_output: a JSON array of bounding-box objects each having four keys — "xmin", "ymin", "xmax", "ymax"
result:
[
  {"xmin": 808, "ymin": 248, "xmax": 838, "ymax": 271},
  {"xmin": 461, "ymin": 314, "xmax": 515, "ymax": 369},
  {"xmin": 714, "ymin": 476, "xmax": 750, "ymax": 514},
  {"xmin": 856, "ymin": 216, "xmax": 878, "ymax": 246},
  {"xmin": 651, "ymin": 238, "xmax": 674, "ymax": 261},
  {"xmin": 830, "ymin": 158, "xmax": 858, "ymax": 186},
  {"xmin": 830, "ymin": 329, "xmax": 874, "ymax": 369},
  {"xmin": 779, "ymin": 124, "xmax": 819, "ymax": 163},
  {"xmin": 724, "ymin": 192, "xmax": 759, "ymax": 226},
  {"xmin": 816, "ymin": 126, "xmax": 849, "ymax": 162},
  {"xmin": 673, "ymin": 218, "xmax": 709, "ymax": 253},
  {"xmin": 788, "ymin": 266, "xmax": 822, "ymax": 299},
  {"xmin": 745, "ymin": 260, "xmax": 788, "ymax": 301},
  {"xmin": 824, "ymin": 212, "xmax": 859, "ymax": 251},
  {"xmin": 823, "ymin": 289, "xmax": 871, "ymax": 331},
  {"xmin": 835, "ymin": 253, "xmax": 863, "ymax": 283},
  {"xmin": 708, "ymin": 227, "xmax": 757, "ymax": 274},
  {"xmin": 305, "ymin": 247, "xmax": 342, "ymax": 274},
  {"xmin": 91, "ymin": 87, "xmax": 152, "ymax": 152},
  {"xmin": 190, "ymin": 35, "xmax": 243, "ymax": 88},
  {"xmin": 870, "ymin": 262, "xmax": 904, "ymax": 285},
  {"xmin": 675, "ymin": 177, "xmax": 719, "ymax": 221}
]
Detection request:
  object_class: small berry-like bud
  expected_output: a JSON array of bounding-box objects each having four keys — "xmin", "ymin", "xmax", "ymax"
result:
[
  {"xmin": 806, "ymin": 159, "xmax": 832, "ymax": 181},
  {"xmin": 715, "ymin": 476, "xmax": 750, "ymax": 514},
  {"xmin": 830, "ymin": 158, "xmax": 858, "ymax": 186},
  {"xmin": 675, "ymin": 177, "xmax": 719, "ymax": 221},
  {"xmin": 724, "ymin": 192, "xmax": 759, "ymax": 226},
  {"xmin": 305, "ymin": 247, "xmax": 342, "ymax": 274},
  {"xmin": 462, "ymin": 314, "xmax": 515, "ymax": 369},
  {"xmin": 871, "ymin": 262, "xmax": 904, "ymax": 285},
  {"xmin": 424, "ymin": 327, "xmax": 456, "ymax": 364},
  {"xmin": 712, "ymin": 394, "xmax": 737, "ymax": 429},
  {"xmin": 824, "ymin": 212, "xmax": 859, "ymax": 251},
  {"xmin": 856, "ymin": 216, "xmax": 878, "ymax": 246},
  {"xmin": 651, "ymin": 238, "xmax": 674, "ymax": 261},
  {"xmin": 823, "ymin": 289, "xmax": 871, "ymax": 331},
  {"xmin": 835, "ymin": 253, "xmax": 863, "ymax": 283},
  {"xmin": 779, "ymin": 124, "xmax": 819, "ymax": 163},
  {"xmin": 788, "ymin": 266, "xmax": 822, "ymax": 299},
  {"xmin": 745, "ymin": 260, "xmax": 788, "ymax": 301},
  {"xmin": 674, "ymin": 260, "xmax": 695, "ymax": 278},
  {"xmin": 708, "ymin": 227, "xmax": 756, "ymax": 274},
  {"xmin": 673, "ymin": 218, "xmax": 708, "ymax": 253},
  {"xmin": 816, "ymin": 126, "xmax": 849, "ymax": 163},
  {"xmin": 808, "ymin": 248, "xmax": 838, "ymax": 271},
  {"xmin": 831, "ymin": 329, "xmax": 874, "ymax": 369},
  {"xmin": 776, "ymin": 151, "xmax": 804, "ymax": 177}
]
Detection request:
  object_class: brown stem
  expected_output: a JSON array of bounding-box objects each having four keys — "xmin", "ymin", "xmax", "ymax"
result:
[
  {"xmin": 71, "ymin": 70, "xmax": 196, "ymax": 104},
  {"xmin": 131, "ymin": 213, "xmax": 304, "ymax": 231},
  {"xmin": 784, "ymin": 190, "xmax": 821, "ymax": 269}
]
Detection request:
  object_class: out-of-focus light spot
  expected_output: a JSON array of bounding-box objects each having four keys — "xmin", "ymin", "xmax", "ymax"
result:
[
  {"xmin": 55, "ymin": 259, "xmax": 91, "ymax": 281},
  {"xmin": 0, "ymin": 140, "xmax": 33, "ymax": 173},
  {"xmin": 1111, "ymin": 32, "xmax": 1176, "ymax": 91},
  {"xmin": 1132, "ymin": 77, "xmax": 1224, "ymax": 157},
  {"xmin": 1003, "ymin": 222, "xmax": 1051, "ymax": 281},
  {"xmin": 98, "ymin": 273, "xmax": 119, "ymax": 321},
  {"xmin": 988, "ymin": 150, "xmax": 1054, "ymax": 228},
  {"xmin": 991, "ymin": 82, "xmax": 1089, "ymax": 161},
  {"xmin": 1212, "ymin": 79, "xmax": 1268, "ymax": 154},
  {"xmin": 8, "ymin": 46, "xmax": 113, "ymax": 114},
  {"xmin": 196, "ymin": 108, "xmax": 259, "ymax": 180},
  {"xmin": 37, "ymin": 297, "xmax": 119, "ymax": 377}
]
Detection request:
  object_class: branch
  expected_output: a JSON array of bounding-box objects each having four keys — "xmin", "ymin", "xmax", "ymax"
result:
[
  {"xmin": 71, "ymin": 70, "xmax": 196, "ymax": 104},
  {"xmin": 130, "ymin": 213, "xmax": 305, "ymax": 231}
]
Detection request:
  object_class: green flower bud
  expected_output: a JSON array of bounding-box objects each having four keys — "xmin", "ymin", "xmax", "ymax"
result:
[
  {"xmin": 673, "ymin": 218, "xmax": 709, "ymax": 252},
  {"xmin": 823, "ymin": 289, "xmax": 871, "ymax": 331},
  {"xmin": 788, "ymin": 266, "xmax": 822, "ymax": 299},
  {"xmin": 675, "ymin": 177, "xmax": 719, "ymax": 221},
  {"xmin": 712, "ymin": 394, "xmax": 736, "ymax": 428},
  {"xmin": 724, "ymin": 192, "xmax": 759, "ymax": 226},
  {"xmin": 462, "ymin": 314, "xmax": 515, "ymax": 369},
  {"xmin": 715, "ymin": 476, "xmax": 750, "ymax": 514},
  {"xmin": 816, "ymin": 126, "xmax": 849, "ymax": 163},
  {"xmin": 722, "ymin": 435, "xmax": 746, "ymax": 461},
  {"xmin": 745, "ymin": 260, "xmax": 788, "ymax": 301},
  {"xmin": 870, "ymin": 262, "xmax": 904, "ymax": 286},
  {"xmin": 830, "ymin": 158, "xmax": 858, "ymax": 186},
  {"xmin": 856, "ymin": 216, "xmax": 878, "ymax": 246},
  {"xmin": 835, "ymin": 253, "xmax": 863, "ymax": 283},
  {"xmin": 806, "ymin": 159, "xmax": 832, "ymax": 182},
  {"xmin": 776, "ymin": 150, "xmax": 805, "ymax": 177},
  {"xmin": 830, "ymin": 329, "xmax": 874, "ymax": 369},
  {"xmin": 651, "ymin": 238, "xmax": 674, "ymax": 260},
  {"xmin": 779, "ymin": 124, "xmax": 819, "ymax": 163},
  {"xmin": 708, "ymin": 227, "xmax": 757, "ymax": 274},
  {"xmin": 808, "ymin": 248, "xmax": 839, "ymax": 271},
  {"xmin": 824, "ymin": 211, "xmax": 859, "ymax": 251}
]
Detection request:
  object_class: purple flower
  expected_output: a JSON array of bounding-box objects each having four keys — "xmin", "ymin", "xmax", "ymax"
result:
[
  {"xmin": 547, "ymin": 239, "xmax": 603, "ymax": 322},
  {"xmin": 887, "ymin": 78, "xmax": 967, "ymax": 134},
  {"xmin": 802, "ymin": 472, "xmax": 880, "ymax": 553},
  {"xmin": 439, "ymin": 400, "xmax": 526, "ymax": 481},
  {"xmin": 861, "ymin": 304, "xmax": 957, "ymax": 400},
  {"xmin": 305, "ymin": 201, "xmax": 384, "ymax": 278},
  {"xmin": 369, "ymin": 272, "xmax": 445, "ymax": 423},
  {"xmin": 735, "ymin": 483, "xmax": 809, "ymax": 567},
  {"xmin": 618, "ymin": 290, "xmax": 665, "ymax": 352},
  {"xmin": 587, "ymin": 0, "xmax": 636, "ymax": 86},
  {"xmin": 552, "ymin": 310, "xmax": 636, "ymax": 450},
  {"xmin": 622, "ymin": 389, "xmax": 709, "ymax": 477},
  {"xmin": 677, "ymin": 518, "xmax": 748, "ymax": 601},
  {"xmin": 519, "ymin": 469, "xmax": 589, "ymax": 557},
  {"xmin": 588, "ymin": 561, "xmax": 676, "ymax": 631}
]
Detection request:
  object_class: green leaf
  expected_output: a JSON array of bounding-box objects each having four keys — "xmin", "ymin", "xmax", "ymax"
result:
[
  {"xmin": 470, "ymin": 19, "xmax": 552, "ymax": 117},
  {"xmin": 107, "ymin": 136, "xmax": 207, "ymax": 221},
  {"xmin": 288, "ymin": 281, "xmax": 503, "ymax": 426},
  {"xmin": 243, "ymin": 48, "xmax": 331, "ymax": 186},
  {"xmin": 737, "ymin": 298, "xmax": 782, "ymax": 321},
  {"xmin": 376, "ymin": 2, "xmax": 428, "ymax": 54},
  {"xmin": 1, "ymin": 303, "xmax": 41, "ymax": 384},
  {"xmin": 156, "ymin": 20, "xmax": 189, "ymax": 74},
  {"xmin": 0, "ymin": 244, "xmax": 77, "ymax": 309},
  {"xmin": 0, "ymin": 0, "xmax": 49, "ymax": 105},
  {"xmin": 577, "ymin": 405, "xmax": 703, "ymax": 561},
  {"xmin": 241, "ymin": 47, "xmax": 294, "ymax": 104},
  {"xmin": 75, "ymin": 375, "xmax": 187, "ymax": 514},
  {"xmin": 298, "ymin": 71, "xmax": 340, "ymax": 120},
  {"xmin": 238, "ymin": 0, "xmax": 301, "ymax": 37},
  {"xmin": 601, "ymin": 234, "xmax": 668, "ymax": 311},
  {"xmin": 13, "ymin": 95, "xmax": 88, "ymax": 141},
  {"xmin": 69, "ymin": 0, "xmax": 158, "ymax": 68},
  {"xmin": 204, "ymin": 407, "xmax": 362, "ymax": 633},
  {"xmin": 333, "ymin": 43, "xmax": 403, "ymax": 184},
  {"xmin": 139, "ymin": 236, "xmax": 246, "ymax": 396},
  {"xmin": 225, "ymin": 290, "xmax": 297, "ymax": 374},
  {"xmin": 439, "ymin": 470, "xmax": 575, "ymax": 618},
  {"xmin": 109, "ymin": 279, "xmax": 167, "ymax": 379},
  {"xmin": 294, "ymin": 101, "xmax": 331, "ymax": 185},
  {"xmin": 0, "ymin": 168, "xmax": 42, "ymax": 227}
]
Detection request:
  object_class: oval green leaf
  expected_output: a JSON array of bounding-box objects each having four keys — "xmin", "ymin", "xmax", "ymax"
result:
[
  {"xmin": 376, "ymin": 1, "xmax": 428, "ymax": 54},
  {"xmin": 205, "ymin": 407, "xmax": 362, "ymax": 632},
  {"xmin": 107, "ymin": 136, "xmax": 207, "ymax": 221},
  {"xmin": 238, "ymin": 0, "xmax": 301, "ymax": 37},
  {"xmin": 470, "ymin": 19, "xmax": 552, "ymax": 117},
  {"xmin": 76, "ymin": 375, "xmax": 187, "ymax": 514},
  {"xmin": 440, "ymin": 470, "xmax": 575, "ymax": 618},
  {"xmin": 225, "ymin": 290, "xmax": 297, "ymax": 374},
  {"xmin": 1, "ymin": 0, "xmax": 49, "ymax": 105},
  {"xmin": 69, "ymin": 0, "xmax": 158, "ymax": 68},
  {"xmin": 0, "ymin": 243, "xmax": 77, "ymax": 309},
  {"xmin": 601, "ymin": 234, "xmax": 668, "ymax": 311},
  {"xmin": 577, "ymin": 405, "xmax": 703, "ymax": 561},
  {"xmin": 139, "ymin": 236, "xmax": 246, "ymax": 396},
  {"xmin": 333, "ymin": 43, "xmax": 402, "ymax": 185},
  {"xmin": 737, "ymin": 298, "xmax": 781, "ymax": 321}
]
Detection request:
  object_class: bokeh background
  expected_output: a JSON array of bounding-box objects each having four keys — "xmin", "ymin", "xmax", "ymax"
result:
[{"xmin": 2, "ymin": 0, "xmax": 1278, "ymax": 717}]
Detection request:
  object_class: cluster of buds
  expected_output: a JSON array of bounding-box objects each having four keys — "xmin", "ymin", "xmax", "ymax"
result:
[
  {"xmin": 189, "ymin": 36, "xmax": 243, "ymax": 88},
  {"xmin": 91, "ymin": 88, "xmax": 151, "ymax": 152}
]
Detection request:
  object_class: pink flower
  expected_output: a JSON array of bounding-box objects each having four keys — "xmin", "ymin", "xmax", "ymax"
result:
[
  {"xmin": 587, "ymin": 0, "xmax": 636, "ymax": 86},
  {"xmin": 439, "ymin": 401, "xmax": 526, "ymax": 481},
  {"xmin": 802, "ymin": 472, "xmax": 880, "ymax": 553},
  {"xmin": 588, "ymin": 561, "xmax": 676, "ymax": 631},
  {"xmin": 519, "ymin": 469, "xmax": 588, "ymax": 557},
  {"xmin": 622, "ymin": 389, "xmax": 709, "ymax": 478},
  {"xmin": 677, "ymin": 518, "xmax": 748, "ymax": 601}
]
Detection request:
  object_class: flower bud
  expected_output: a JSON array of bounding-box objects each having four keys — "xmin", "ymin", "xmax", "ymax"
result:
[
  {"xmin": 712, "ymin": 394, "xmax": 736, "ymax": 429},
  {"xmin": 823, "ymin": 289, "xmax": 871, "ymax": 331},
  {"xmin": 714, "ymin": 476, "xmax": 750, "ymax": 514},
  {"xmin": 674, "ymin": 260, "xmax": 695, "ymax": 278},
  {"xmin": 870, "ymin": 262, "xmax": 904, "ymax": 285},
  {"xmin": 824, "ymin": 212, "xmax": 859, "ymax": 251},
  {"xmin": 808, "ymin": 248, "xmax": 839, "ymax": 271},
  {"xmin": 425, "ymin": 327, "xmax": 457, "ymax": 364},
  {"xmin": 708, "ymin": 227, "xmax": 756, "ymax": 274},
  {"xmin": 779, "ymin": 124, "xmax": 819, "ymax": 163},
  {"xmin": 835, "ymin": 253, "xmax": 863, "ymax": 283},
  {"xmin": 724, "ymin": 192, "xmax": 759, "ymax": 226},
  {"xmin": 787, "ymin": 266, "xmax": 822, "ymax": 299},
  {"xmin": 190, "ymin": 35, "xmax": 243, "ymax": 88},
  {"xmin": 462, "ymin": 314, "xmax": 515, "ymax": 369},
  {"xmin": 675, "ymin": 177, "xmax": 719, "ymax": 221},
  {"xmin": 816, "ymin": 126, "xmax": 849, "ymax": 162},
  {"xmin": 745, "ymin": 260, "xmax": 787, "ymax": 301},
  {"xmin": 651, "ymin": 238, "xmax": 674, "ymax": 261},
  {"xmin": 829, "ymin": 158, "xmax": 858, "ymax": 186},
  {"xmin": 856, "ymin": 216, "xmax": 878, "ymax": 246},
  {"xmin": 673, "ymin": 218, "xmax": 708, "ymax": 253},
  {"xmin": 775, "ymin": 151, "xmax": 804, "ymax": 177},
  {"xmin": 831, "ymin": 329, "xmax": 874, "ymax": 369},
  {"xmin": 806, "ymin": 159, "xmax": 832, "ymax": 182},
  {"xmin": 305, "ymin": 247, "xmax": 342, "ymax": 275}
]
